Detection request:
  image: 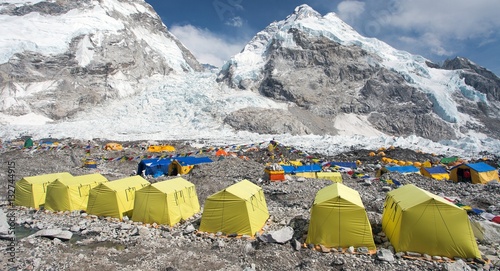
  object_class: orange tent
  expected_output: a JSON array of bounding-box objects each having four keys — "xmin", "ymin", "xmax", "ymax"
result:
[{"xmin": 215, "ymin": 149, "xmax": 228, "ymax": 156}]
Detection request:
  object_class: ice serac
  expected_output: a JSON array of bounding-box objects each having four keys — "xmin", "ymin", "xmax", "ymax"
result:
[
  {"xmin": 218, "ymin": 4, "xmax": 500, "ymax": 141},
  {"xmin": 0, "ymin": 0, "xmax": 202, "ymax": 120}
]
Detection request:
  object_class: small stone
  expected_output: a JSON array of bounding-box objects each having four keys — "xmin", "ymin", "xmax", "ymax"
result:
[
  {"xmin": 122, "ymin": 216, "xmax": 129, "ymax": 222},
  {"xmin": 70, "ymin": 226, "xmax": 80, "ymax": 232},
  {"xmin": 432, "ymin": 256, "xmax": 442, "ymax": 261},
  {"xmin": 320, "ymin": 245, "xmax": 330, "ymax": 253},
  {"xmin": 80, "ymin": 213, "xmax": 88, "ymax": 218},
  {"xmin": 357, "ymin": 247, "xmax": 369, "ymax": 254},
  {"xmin": 347, "ymin": 246, "xmax": 355, "ymax": 254},
  {"xmin": 121, "ymin": 224, "xmax": 132, "ymax": 230},
  {"xmin": 213, "ymin": 240, "xmax": 225, "ymax": 249},
  {"xmin": 423, "ymin": 254, "xmax": 432, "ymax": 261},
  {"xmin": 183, "ymin": 224, "xmax": 196, "ymax": 235},
  {"xmin": 381, "ymin": 186, "xmax": 392, "ymax": 192},
  {"xmin": 331, "ymin": 256, "xmax": 346, "ymax": 266},
  {"xmin": 406, "ymin": 251, "xmax": 422, "ymax": 257},
  {"xmin": 292, "ymin": 239, "xmax": 301, "ymax": 251},
  {"xmin": 377, "ymin": 248, "xmax": 395, "ymax": 262},
  {"xmin": 53, "ymin": 238, "xmax": 62, "ymax": 245}
]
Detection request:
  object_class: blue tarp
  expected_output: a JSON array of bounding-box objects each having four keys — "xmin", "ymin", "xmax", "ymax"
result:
[
  {"xmin": 466, "ymin": 162, "xmax": 496, "ymax": 173},
  {"xmin": 137, "ymin": 159, "xmax": 172, "ymax": 176},
  {"xmin": 282, "ymin": 164, "xmax": 322, "ymax": 174},
  {"xmin": 385, "ymin": 165, "xmax": 420, "ymax": 174},
  {"xmin": 329, "ymin": 162, "xmax": 357, "ymax": 169},
  {"xmin": 422, "ymin": 166, "xmax": 448, "ymax": 174},
  {"xmin": 174, "ymin": 156, "xmax": 213, "ymax": 166},
  {"xmin": 137, "ymin": 157, "xmax": 213, "ymax": 177}
]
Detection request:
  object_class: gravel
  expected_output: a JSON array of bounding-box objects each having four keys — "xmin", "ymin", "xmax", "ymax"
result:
[{"xmin": 0, "ymin": 139, "xmax": 499, "ymax": 270}]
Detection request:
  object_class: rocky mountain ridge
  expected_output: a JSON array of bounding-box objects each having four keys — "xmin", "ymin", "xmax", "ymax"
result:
[
  {"xmin": 218, "ymin": 5, "xmax": 500, "ymax": 141},
  {"xmin": 0, "ymin": 0, "xmax": 202, "ymax": 120},
  {"xmin": 0, "ymin": 2, "xmax": 499, "ymax": 146}
]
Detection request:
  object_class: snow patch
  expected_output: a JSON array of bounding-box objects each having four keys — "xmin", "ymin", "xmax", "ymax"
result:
[
  {"xmin": 75, "ymin": 35, "xmax": 95, "ymax": 66},
  {"xmin": 0, "ymin": 112, "xmax": 53, "ymax": 126},
  {"xmin": 333, "ymin": 114, "xmax": 385, "ymax": 137},
  {"xmin": 0, "ymin": 4, "xmax": 124, "ymax": 64}
]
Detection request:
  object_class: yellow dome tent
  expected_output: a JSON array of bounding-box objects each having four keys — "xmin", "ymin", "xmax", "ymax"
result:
[
  {"xmin": 148, "ymin": 145, "xmax": 176, "ymax": 152},
  {"xmin": 104, "ymin": 143, "xmax": 123, "ymax": 151},
  {"xmin": 86, "ymin": 176, "xmax": 150, "ymax": 219},
  {"xmin": 199, "ymin": 180, "xmax": 269, "ymax": 236},
  {"xmin": 382, "ymin": 184, "xmax": 481, "ymax": 259},
  {"xmin": 306, "ymin": 183, "xmax": 375, "ymax": 251},
  {"xmin": 15, "ymin": 172, "xmax": 73, "ymax": 209},
  {"xmin": 132, "ymin": 178, "xmax": 200, "ymax": 226},
  {"xmin": 45, "ymin": 173, "xmax": 108, "ymax": 212}
]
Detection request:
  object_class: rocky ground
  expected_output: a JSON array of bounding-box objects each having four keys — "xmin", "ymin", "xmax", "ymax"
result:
[{"xmin": 0, "ymin": 139, "xmax": 499, "ymax": 271}]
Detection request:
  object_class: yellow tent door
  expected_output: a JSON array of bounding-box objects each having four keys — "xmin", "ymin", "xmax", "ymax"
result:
[
  {"xmin": 15, "ymin": 172, "xmax": 73, "ymax": 208},
  {"xmin": 168, "ymin": 160, "xmax": 193, "ymax": 176},
  {"xmin": 306, "ymin": 183, "xmax": 375, "ymax": 250},
  {"xmin": 132, "ymin": 177, "xmax": 200, "ymax": 226},
  {"xmin": 45, "ymin": 173, "xmax": 108, "ymax": 212},
  {"xmin": 382, "ymin": 184, "xmax": 481, "ymax": 258},
  {"xmin": 199, "ymin": 180, "xmax": 269, "ymax": 236},
  {"xmin": 86, "ymin": 176, "xmax": 150, "ymax": 219}
]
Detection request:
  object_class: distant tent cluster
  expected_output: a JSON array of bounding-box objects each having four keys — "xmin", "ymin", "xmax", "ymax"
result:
[
  {"xmin": 265, "ymin": 162, "xmax": 344, "ymax": 183},
  {"xmin": 377, "ymin": 160, "xmax": 499, "ymax": 185}
]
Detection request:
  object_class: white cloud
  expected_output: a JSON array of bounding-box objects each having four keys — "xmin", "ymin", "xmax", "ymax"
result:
[
  {"xmin": 399, "ymin": 33, "xmax": 453, "ymax": 56},
  {"xmin": 336, "ymin": 1, "xmax": 365, "ymax": 24},
  {"xmin": 170, "ymin": 24, "xmax": 247, "ymax": 67},
  {"xmin": 386, "ymin": 0, "xmax": 500, "ymax": 40},
  {"xmin": 225, "ymin": 16, "xmax": 243, "ymax": 27}
]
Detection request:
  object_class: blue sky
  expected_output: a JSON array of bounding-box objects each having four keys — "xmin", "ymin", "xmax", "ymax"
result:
[{"xmin": 144, "ymin": 0, "xmax": 500, "ymax": 75}]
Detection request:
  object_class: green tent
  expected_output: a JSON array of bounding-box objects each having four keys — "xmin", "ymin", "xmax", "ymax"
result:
[
  {"xmin": 440, "ymin": 156, "xmax": 458, "ymax": 165},
  {"xmin": 24, "ymin": 137, "xmax": 33, "ymax": 148}
]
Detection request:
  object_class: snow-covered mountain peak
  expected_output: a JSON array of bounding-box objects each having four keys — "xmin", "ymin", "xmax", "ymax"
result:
[
  {"xmin": 287, "ymin": 4, "xmax": 322, "ymax": 22},
  {"xmin": 0, "ymin": 0, "xmax": 203, "ymax": 121},
  {"xmin": 218, "ymin": 4, "xmax": 500, "ymax": 143},
  {"xmin": 0, "ymin": 0, "xmax": 200, "ymax": 72}
]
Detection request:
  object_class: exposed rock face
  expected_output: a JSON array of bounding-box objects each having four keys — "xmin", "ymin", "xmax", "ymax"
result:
[
  {"xmin": 0, "ymin": 0, "xmax": 202, "ymax": 120},
  {"xmin": 218, "ymin": 5, "xmax": 500, "ymax": 141},
  {"xmin": 225, "ymin": 27, "xmax": 458, "ymax": 140},
  {"xmin": 223, "ymin": 107, "xmax": 312, "ymax": 135},
  {"xmin": 441, "ymin": 57, "xmax": 500, "ymax": 137}
]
